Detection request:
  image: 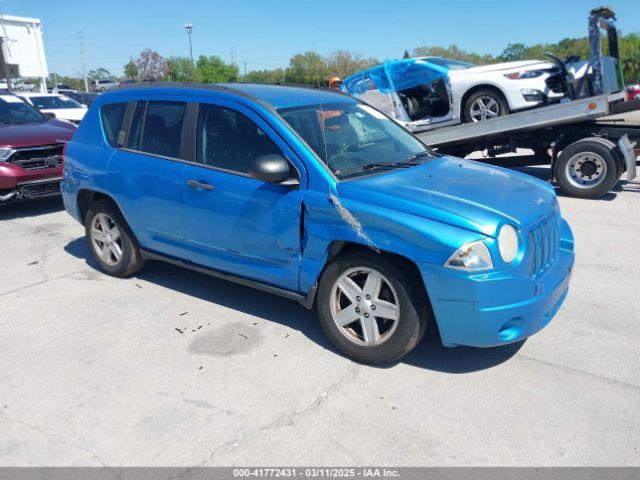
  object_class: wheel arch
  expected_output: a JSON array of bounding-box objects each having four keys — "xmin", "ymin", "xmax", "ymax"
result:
[
  {"xmin": 316, "ymin": 240, "xmax": 433, "ymax": 318},
  {"xmin": 76, "ymin": 189, "xmax": 137, "ymax": 243}
]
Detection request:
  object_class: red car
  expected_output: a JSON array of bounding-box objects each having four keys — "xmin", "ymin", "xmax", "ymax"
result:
[
  {"xmin": 627, "ymin": 84, "xmax": 640, "ymax": 102},
  {"xmin": 0, "ymin": 94, "xmax": 75, "ymax": 205}
]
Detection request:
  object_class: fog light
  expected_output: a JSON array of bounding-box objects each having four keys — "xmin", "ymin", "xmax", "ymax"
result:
[
  {"xmin": 521, "ymin": 89, "xmax": 545, "ymax": 102},
  {"xmin": 498, "ymin": 318, "xmax": 522, "ymax": 342}
]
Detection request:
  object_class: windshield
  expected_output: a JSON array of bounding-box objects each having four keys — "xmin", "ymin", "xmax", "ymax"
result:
[
  {"xmin": 426, "ymin": 57, "xmax": 476, "ymax": 70},
  {"xmin": 0, "ymin": 97, "xmax": 46, "ymax": 125},
  {"xmin": 29, "ymin": 95, "xmax": 83, "ymax": 110},
  {"xmin": 278, "ymin": 102, "xmax": 435, "ymax": 179}
]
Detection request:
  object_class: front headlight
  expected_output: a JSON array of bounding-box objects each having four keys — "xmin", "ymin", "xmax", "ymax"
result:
[
  {"xmin": 504, "ymin": 70, "xmax": 546, "ymax": 80},
  {"xmin": 0, "ymin": 147, "xmax": 14, "ymax": 162},
  {"xmin": 498, "ymin": 225, "xmax": 519, "ymax": 263},
  {"xmin": 445, "ymin": 241, "xmax": 493, "ymax": 271}
]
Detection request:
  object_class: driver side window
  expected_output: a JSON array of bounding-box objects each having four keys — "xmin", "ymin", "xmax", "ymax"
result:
[{"xmin": 196, "ymin": 104, "xmax": 282, "ymax": 174}]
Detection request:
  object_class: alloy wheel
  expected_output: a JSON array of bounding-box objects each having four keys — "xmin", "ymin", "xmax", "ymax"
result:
[
  {"xmin": 330, "ymin": 267, "xmax": 400, "ymax": 347},
  {"xmin": 91, "ymin": 213, "xmax": 123, "ymax": 266},
  {"xmin": 469, "ymin": 96, "xmax": 501, "ymax": 122}
]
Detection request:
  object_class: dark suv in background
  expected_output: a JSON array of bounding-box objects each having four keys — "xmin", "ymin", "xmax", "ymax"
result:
[{"xmin": 0, "ymin": 94, "xmax": 75, "ymax": 205}]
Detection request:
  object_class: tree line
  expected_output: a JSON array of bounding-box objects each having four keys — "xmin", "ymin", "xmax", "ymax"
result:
[{"xmin": 47, "ymin": 32, "xmax": 640, "ymax": 90}]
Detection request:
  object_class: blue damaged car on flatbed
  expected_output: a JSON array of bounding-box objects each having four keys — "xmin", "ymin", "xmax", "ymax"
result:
[{"xmin": 62, "ymin": 83, "xmax": 574, "ymax": 364}]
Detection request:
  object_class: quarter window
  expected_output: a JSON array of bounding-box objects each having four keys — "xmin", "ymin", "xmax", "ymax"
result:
[
  {"xmin": 100, "ymin": 102, "xmax": 127, "ymax": 147},
  {"xmin": 126, "ymin": 101, "xmax": 186, "ymax": 159},
  {"xmin": 196, "ymin": 104, "xmax": 282, "ymax": 174}
]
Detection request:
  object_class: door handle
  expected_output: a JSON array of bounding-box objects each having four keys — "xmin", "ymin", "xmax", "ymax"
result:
[{"xmin": 187, "ymin": 179, "xmax": 215, "ymax": 191}]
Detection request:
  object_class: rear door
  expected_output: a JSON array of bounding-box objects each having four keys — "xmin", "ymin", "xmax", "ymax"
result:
[
  {"xmin": 106, "ymin": 99, "xmax": 187, "ymax": 258},
  {"xmin": 180, "ymin": 99, "xmax": 304, "ymax": 292}
]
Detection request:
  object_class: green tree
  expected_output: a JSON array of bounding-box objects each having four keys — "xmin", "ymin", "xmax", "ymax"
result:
[
  {"xmin": 164, "ymin": 56, "xmax": 196, "ymax": 82},
  {"xmin": 242, "ymin": 68, "xmax": 286, "ymax": 84},
  {"xmin": 47, "ymin": 73, "xmax": 84, "ymax": 90},
  {"xmin": 412, "ymin": 45, "xmax": 496, "ymax": 65},
  {"xmin": 87, "ymin": 67, "xmax": 112, "ymax": 81},
  {"xmin": 194, "ymin": 55, "xmax": 239, "ymax": 83},
  {"xmin": 285, "ymin": 51, "xmax": 329, "ymax": 85},
  {"xmin": 135, "ymin": 49, "xmax": 166, "ymax": 81},
  {"xmin": 124, "ymin": 61, "xmax": 138, "ymax": 81},
  {"xmin": 499, "ymin": 43, "xmax": 529, "ymax": 62},
  {"xmin": 326, "ymin": 50, "xmax": 378, "ymax": 79},
  {"xmin": 620, "ymin": 33, "xmax": 640, "ymax": 82}
]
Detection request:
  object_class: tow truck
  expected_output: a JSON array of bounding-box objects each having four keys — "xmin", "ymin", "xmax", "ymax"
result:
[{"xmin": 349, "ymin": 7, "xmax": 639, "ymax": 199}]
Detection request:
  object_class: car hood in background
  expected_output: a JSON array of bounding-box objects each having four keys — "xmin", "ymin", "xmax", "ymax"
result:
[
  {"xmin": 43, "ymin": 108, "xmax": 87, "ymax": 122},
  {"xmin": 0, "ymin": 119, "xmax": 75, "ymax": 148},
  {"xmin": 450, "ymin": 60, "xmax": 556, "ymax": 76},
  {"xmin": 337, "ymin": 157, "xmax": 558, "ymax": 237}
]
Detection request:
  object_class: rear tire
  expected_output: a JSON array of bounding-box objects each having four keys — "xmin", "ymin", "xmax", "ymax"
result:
[
  {"xmin": 317, "ymin": 251, "xmax": 428, "ymax": 365},
  {"xmin": 555, "ymin": 138, "xmax": 621, "ymax": 198},
  {"xmin": 463, "ymin": 89, "xmax": 509, "ymax": 123},
  {"xmin": 85, "ymin": 199, "xmax": 144, "ymax": 277}
]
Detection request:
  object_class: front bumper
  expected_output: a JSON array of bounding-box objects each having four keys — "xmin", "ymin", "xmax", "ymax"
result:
[{"xmin": 420, "ymin": 223, "xmax": 575, "ymax": 348}]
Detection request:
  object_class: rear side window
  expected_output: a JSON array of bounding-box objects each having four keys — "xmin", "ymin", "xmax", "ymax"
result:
[
  {"xmin": 100, "ymin": 103, "xmax": 127, "ymax": 147},
  {"xmin": 126, "ymin": 101, "xmax": 186, "ymax": 159}
]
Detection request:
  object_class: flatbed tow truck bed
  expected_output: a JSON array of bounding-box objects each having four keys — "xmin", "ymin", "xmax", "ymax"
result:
[{"xmin": 414, "ymin": 91, "xmax": 639, "ymax": 199}]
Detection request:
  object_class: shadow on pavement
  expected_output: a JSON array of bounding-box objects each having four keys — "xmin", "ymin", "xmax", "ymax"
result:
[
  {"xmin": 65, "ymin": 237, "xmax": 522, "ymax": 374},
  {"xmin": 0, "ymin": 198, "xmax": 64, "ymax": 220}
]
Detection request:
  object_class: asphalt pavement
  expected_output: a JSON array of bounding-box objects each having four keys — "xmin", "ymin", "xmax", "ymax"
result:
[{"xmin": 0, "ymin": 163, "xmax": 639, "ymax": 467}]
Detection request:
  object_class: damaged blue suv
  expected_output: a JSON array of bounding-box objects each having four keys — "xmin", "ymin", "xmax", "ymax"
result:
[{"xmin": 62, "ymin": 83, "xmax": 574, "ymax": 364}]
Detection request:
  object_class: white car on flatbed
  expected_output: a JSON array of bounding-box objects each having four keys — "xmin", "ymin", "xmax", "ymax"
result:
[
  {"xmin": 17, "ymin": 93, "xmax": 88, "ymax": 124},
  {"xmin": 342, "ymin": 56, "xmax": 564, "ymax": 131}
]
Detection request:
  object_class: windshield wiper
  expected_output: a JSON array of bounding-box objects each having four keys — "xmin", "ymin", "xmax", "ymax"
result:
[
  {"xmin": 362, "ymin": 151, "xmax": 433, "ymax": 170},
  {"xmin": 334, "ymin": 151, "xmax": 435, "ymax": 177}
]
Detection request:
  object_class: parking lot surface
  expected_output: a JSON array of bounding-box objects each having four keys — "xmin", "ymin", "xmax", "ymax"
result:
[{"xmin": 1, "ymin": 166, "xmax": 639, "ymax": 467}]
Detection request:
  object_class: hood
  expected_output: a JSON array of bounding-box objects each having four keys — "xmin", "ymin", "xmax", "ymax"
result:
[
  {"xmin": 337, "ymin": 157, "xmax": 558, "ymax": 237},
  {"xmin": 0, "ymin": 119, "xmax": 75, "ymax": 148},
  {"xmin": 43, "ymin": 108, "xmax": 87, "ymax": 122},
  {"xmin": 452, "ymin": 60, "xmax": 555, "ymax": 75}
]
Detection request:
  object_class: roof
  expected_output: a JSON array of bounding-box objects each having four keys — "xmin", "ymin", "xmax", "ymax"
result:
[
  {"xmin": 226, "ymin": 83, "xmax": 355, "ymax": 109},
  {"xmin": 108, "ymin": 82, "xmax": 356, "ymax": 110},
  {"xmin": 0, "ymin": 14, "xmax": 42, "ymax": 25}
]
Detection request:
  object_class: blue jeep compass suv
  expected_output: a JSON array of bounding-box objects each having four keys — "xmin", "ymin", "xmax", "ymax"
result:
[{"xmin": 62, "ymin": 83, "xmax": 574, "ymax": 364}]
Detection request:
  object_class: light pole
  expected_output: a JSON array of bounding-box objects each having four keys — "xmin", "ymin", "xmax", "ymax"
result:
[{"xmin": 184, "ymin": 23, "xmax": 194, "ymax": 65}]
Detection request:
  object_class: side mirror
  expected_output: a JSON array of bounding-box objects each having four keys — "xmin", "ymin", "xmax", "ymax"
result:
[
  {"xmin": 43, "ymin": 112, "xmax": 56, "ymax": 119},
  {"xmin": 249, "ymin": 154, "xmax": 292, "ymax": 184}
]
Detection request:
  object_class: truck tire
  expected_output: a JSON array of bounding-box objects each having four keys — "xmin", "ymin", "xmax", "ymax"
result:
[
  {"xmin": 317, "ymin": 251, "xmax": 428, "ymax": 365},
  {"xmin": 85, "ymin": 199, "xmax": 145, "ymax": 277},
  {"xmin": 555, "ymin": 138, "xmax": 621, "ymax": 198},
  {"xmin": 463, "ymin": 89, "xmax": 509, "ymax": 123}
]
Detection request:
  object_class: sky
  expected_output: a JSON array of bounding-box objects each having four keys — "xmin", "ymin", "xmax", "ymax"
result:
[{"xmin": 6, "ymin": 0, "xmax": 640, "ymax": 78}]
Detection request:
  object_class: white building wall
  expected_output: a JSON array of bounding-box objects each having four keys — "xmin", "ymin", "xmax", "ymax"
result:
[{"xmin": 0, "ymin": 15, "xmax": 48, "ymax": 92}]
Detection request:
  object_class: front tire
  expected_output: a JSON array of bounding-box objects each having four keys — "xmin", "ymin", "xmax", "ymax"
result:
[
  {"xmin": 85, "ymin": 200, "xmax": 144, "ymax": 277},
  {"xmin": 317, "ymin": 251, "xmax": 428, "ymax": 365},
  {"xmin": 463, "ymin": 89, "xmax": 509, "ymax": 123}
]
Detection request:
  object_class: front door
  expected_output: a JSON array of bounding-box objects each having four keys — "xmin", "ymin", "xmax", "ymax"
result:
[{"xmin": 180, "ymin": 100, "xmax": 304, "ymax": 292}]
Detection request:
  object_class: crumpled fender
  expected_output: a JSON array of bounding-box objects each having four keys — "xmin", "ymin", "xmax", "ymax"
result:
[{"xmin": 298, "ymin": 189, "xmax": 486, "ymax": 294}]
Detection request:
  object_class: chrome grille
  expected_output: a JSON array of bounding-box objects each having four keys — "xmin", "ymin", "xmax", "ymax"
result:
[
  {"xmin": 529, "ymin": 214, "xmax": 560, "ymax": 277},
  {"xmin": 10, "ymin": 144, "xmax": 64, "ymax": 171}
]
